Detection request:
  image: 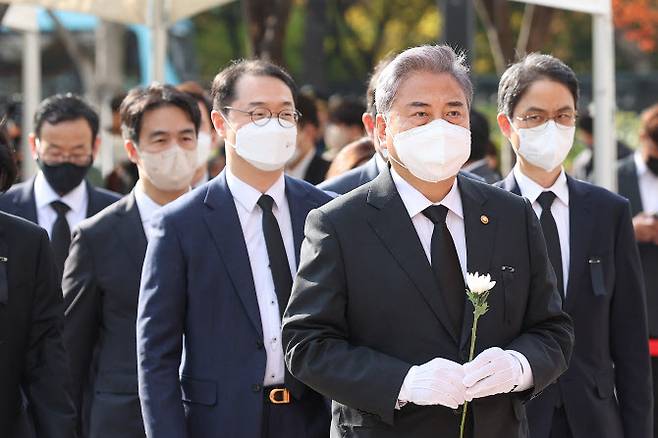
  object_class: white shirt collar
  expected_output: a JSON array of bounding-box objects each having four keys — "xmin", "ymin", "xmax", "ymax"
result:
[
  {"xmin": 513, "ymin": 164, "xmax": 569, "ymax": 207},
  {"xmin": 134, "ymin": 181, "xmax": 164, "ymax": 225},
  {"xmin": 226, "ymin": 168, "xmax": 287, "ymax": 214},
  {"xmin": 635, "ymin": 151, "xmax": 650, "ymax": 177},
  {"xmin": 390, "ymin": 168, "xmax": 463, "ymax": 220},
  {"xmin": 34, "ymin": 170, "xmax": 87, "ymax": 214}
]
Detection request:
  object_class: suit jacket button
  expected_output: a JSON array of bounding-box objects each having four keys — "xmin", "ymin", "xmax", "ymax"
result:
[
  {"xmin": 256, "ymin": 340, "xmax": 264, "ymax": 349},
  {"xmin": 252, "ymin": 384, "xmax": 262, "ymax": 393}
]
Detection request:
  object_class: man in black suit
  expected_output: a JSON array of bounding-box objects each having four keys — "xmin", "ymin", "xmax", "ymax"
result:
[
  {"xmin": 496, "ymin": 53, "xmax": 652, "ymax": 438},
  {"xmin": 286, "ymin": 94, "xmax": 331, "ymax": 184},
  {"xmin": 0, "ymin": 128, "xmax": 76, "ymax": 438},
  {"xmin": 0, "ymin": 94, "xmax": 120, "ymax": 280},
  {"xmin": 62, "ymin": 85, "xmax": 201, "ymax": 438},
  {"xmin": 617, "ymin": 103, "xmax": 658, "ymax": 437},
  {"xmin": 282, "ymin": 45, "xmax": 574, "ymax": 438}
]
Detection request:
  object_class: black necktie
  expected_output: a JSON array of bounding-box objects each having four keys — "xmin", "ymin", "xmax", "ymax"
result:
[
  {"xmin": 537, "ymin": 191, "xmax": 564, "ymax": 299},
  {"xmin": 257, "ymin": 195, "xmax": 293, "ymax": 318},
  {"xmin": 50, "ymin": 200, "xmax": 71, "ymax": 279},
  {"xmin": 422, "ymin": 205, "xmax": 465, "ymax": 336}
]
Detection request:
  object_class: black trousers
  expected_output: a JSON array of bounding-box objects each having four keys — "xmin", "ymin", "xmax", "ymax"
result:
[
  {"xmin": 549, "ymin": 407, "xmax": 573, "ymax": 438},
  {"xmin": 261, "ymin": 390, "xmax": 330, "ymax": 438}
]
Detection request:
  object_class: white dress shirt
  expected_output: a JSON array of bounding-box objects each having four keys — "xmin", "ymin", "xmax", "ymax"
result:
[
  {"xmin": 34, "ymin": 171, "xmax": 88, "ymax": 238},
  {"xmin": 226, "ymin": 169, "xmax": 295, "ymax": 386},
  {"xmin": 134, "ymin": 182, "xmax": 164, "ymax": 241},
  {"xmin": 635, "ymin": 152, "xmax": 658, "ymax": 214},
  {"xmin": 391, "ymin": 168, "xmax": 533, "ymax": 393},
  {"xmin": 514, "ymin": 165, "xmax": 570, "ymax": 295}
]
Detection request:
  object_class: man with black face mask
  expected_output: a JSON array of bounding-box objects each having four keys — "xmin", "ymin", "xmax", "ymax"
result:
[
  {"xmin": 618, "ymin": 103, "xmax": 658, "ymax": 437},
  {"xmin": 0, "ymin": 94, "xmax": 120, "ymax": 281}
]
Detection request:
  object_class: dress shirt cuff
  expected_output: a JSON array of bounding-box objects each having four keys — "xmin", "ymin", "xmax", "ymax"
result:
[
  {"xmin": 506, "ymin": 350, "xmax": 534, "ymax": 392},
  {"xmin": 395, "ymin": 367, "xmax": 414, "ymax": 409}
]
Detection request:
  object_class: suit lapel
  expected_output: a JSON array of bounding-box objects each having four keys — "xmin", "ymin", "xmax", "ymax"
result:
[
  {"xmin": 115, "ymin": 193, "xmax": 148, "ymax": 267},
  {"xmin": 459, "ymin": 175, "xmax": 496, "ymax": 351},
  {"xmin": 203, "ymin": 172, "xmax": 263, "ymax": 337},
  {"xmin": 366, "ymin": 170, "xmax": 459, "ymax": 344},
  {"xmin": 360, "ymin": 156, "xmax": 381, "ymax": 185},
  {"xmin": 285, "ymin": 177, "xmax": 318, "ymax": 267},
  {"xmin": 85, "ymin": 182, "xmax": 105, "ymax": 218},
  {"xmin": 565, "ymin": 176, "xmax": 592, "ymax": 312}
]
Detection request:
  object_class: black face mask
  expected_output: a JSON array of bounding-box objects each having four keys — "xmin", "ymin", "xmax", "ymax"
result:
[
  {"xmin": 37, "ymin": 159, "xmax": 91, "ymax": 195},
  {"xmin": 647, "ymin": 155, "xmax": 658, "ymax": 177}
]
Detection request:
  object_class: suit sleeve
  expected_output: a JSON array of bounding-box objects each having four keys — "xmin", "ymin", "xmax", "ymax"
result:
[
  {"xmin": 136, "ymin": 212, "xmax": 187, "ymax": 438},
  {"xmin": 24, "ymin": 227, "xmax": 77, "ymax": 438},
  {"xmin": 282, "ymin": 208, "xmax": 411, "ymax": 425},
  {"xmin": 62, "ymin": 228, "xmax": 102, "ymax": 429},
  {"xmin": 610, "ymin": 201, "xmax": 652, "ymax": 438},
  {"xmin": 506, "ymin": 198, "xmax": 574, "ymax": 397}
]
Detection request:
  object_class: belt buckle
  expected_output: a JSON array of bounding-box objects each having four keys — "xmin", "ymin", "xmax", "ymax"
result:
[{"xmin": 269, "ymin": 388, "xmax": 291, "ymax": 404}]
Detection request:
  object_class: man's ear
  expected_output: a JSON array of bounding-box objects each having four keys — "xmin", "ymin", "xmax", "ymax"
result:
[
  {"xmin": 497, "ymin": 113, "xmax": 513, "ymax": 139},
  {"xmin": 92, "ymin": 136, "xmax": 102, "ymax": 160},
  {"xmin": 29, "ymin": 133, "xmax": 38, "ymax": 159},
  {"xmin": 211, "ymin": 110, "xmax": 227, "ymax": 138},
  {"xmin": 375, "ymin": 113, "xmax": 388, "ymax": 145},
  {"xmin": 125, "ymin": 140, "xmax": 140, "ymax": 165},
  {"xmin": 362, "ymin": 113, "xmax": 375, "ymax": 138}
]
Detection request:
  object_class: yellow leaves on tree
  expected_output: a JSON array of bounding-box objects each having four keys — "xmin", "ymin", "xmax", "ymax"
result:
[{"xmin": 613, "ymin": 0, "xmax": 658, "ymax": 52}]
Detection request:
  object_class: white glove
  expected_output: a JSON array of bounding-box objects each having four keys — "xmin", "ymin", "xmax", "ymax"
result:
[
  {"xmin": 462, "ymin": 347, "xmax": 522, "ymax": 401},
  {"xmin": 398, "ymin": 358, "xmax": 467, "ymax": 409}
]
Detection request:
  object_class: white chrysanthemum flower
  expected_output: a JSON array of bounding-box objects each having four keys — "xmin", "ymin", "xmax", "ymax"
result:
[{"xmin": 466, "ymin": 272, "xmax": 496, "ymax": 295}]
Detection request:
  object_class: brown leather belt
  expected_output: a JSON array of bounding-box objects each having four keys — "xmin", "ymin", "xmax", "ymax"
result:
[{"xmin": 265, "ymin": 387, "xmax": 291, "ymax": 404}]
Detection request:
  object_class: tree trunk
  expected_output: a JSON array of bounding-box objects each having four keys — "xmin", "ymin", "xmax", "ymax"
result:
[
  {"xmin": 517, "ymin": 5, "xmax": 555, "ymax": 55},
  {"xmin": 242, "ymin": 0, "xmax": 293, "ymax": 65},
  {"xmin": 302, "ymin": 0, "xmax": 328, "ymax": 92}
]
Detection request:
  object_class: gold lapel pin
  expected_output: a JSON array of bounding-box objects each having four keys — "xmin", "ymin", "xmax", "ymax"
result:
[{"xmin": 480, "ymin": 215, "xmax": 489, "ymax": 225}]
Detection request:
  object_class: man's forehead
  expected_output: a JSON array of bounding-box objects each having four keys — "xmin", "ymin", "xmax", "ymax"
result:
[
  {"xmin": 393, "ymin": 72, "xmax": 467, "ymax": 107},
  {"xmin": 233, "ymin": 74, "xmax": 294, "ymax": 105},
  {"xmin": 40, "ymin": 119, "xmax": 93, "ymax": 142}
]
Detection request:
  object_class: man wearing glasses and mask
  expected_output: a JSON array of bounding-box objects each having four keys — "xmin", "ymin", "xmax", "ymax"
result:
[
  {"xmin": 0, "ymin": 94, "xmax": 120, "ymax": 281},
  {"xmin": 497, "ymin": 54, "xmax": 651, "ymax": 438},
  {"xmin": 136, "ymin": 60, "xmax": 332, "ymax": 438}
]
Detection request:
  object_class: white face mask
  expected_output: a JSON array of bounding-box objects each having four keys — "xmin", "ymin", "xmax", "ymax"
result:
[
  {"xmin": 390, "ymin": 118, "xmax": 471, "ymax": 183},
  {"xmin": 511, "ymin": 119, "xmax": 575, "ymax": 172},
  {"xmin": 196, "ymin": 132, "xmax": 212, "ymax": 166},
  {"xmin": 138, "ymin": 144, "xmax": 198, "ymax": 191},
  {"xmin": 225, "ymin": 118, "xmax": 297, "ymax": 172}
]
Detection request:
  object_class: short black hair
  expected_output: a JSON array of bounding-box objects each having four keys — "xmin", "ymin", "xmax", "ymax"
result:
[
  {"xmin": 120, "ymin": 83, "xmax": 201, "ymax": 143},
  {"xmin": 328, "ymin": 95, "xmax": 365, "ymax": 127},
  {"xmin": 110, "ymin": 93, "xmax": 127, "ymax": 113},
  {"xmin": 176, "ymin": 81, "xmax": 213, "ymax": 121},
  {"xmin": 211, "ymin": 59, "xmax": 297, "ymax": 111},
  {"xmin": 469, "ymin": 109, "xmax": 490, "ymax": 162},
  {"xmin": 0, "ymin": 120, "xmax": 17, "ymax": 192},
  {"xmin": 578, "ymin": 114, "xmax": 593, "ymax": 134},
  {"xmin": 498, "ymin": 53, "xmax": 579, "ymax": 117},
  {"xmin": 34, "ymin": 93, "xmax": 100, "ymax": 142},
  {"xmin": 296, "ymin": 94, "xmax": 319, "ymax": 128}
]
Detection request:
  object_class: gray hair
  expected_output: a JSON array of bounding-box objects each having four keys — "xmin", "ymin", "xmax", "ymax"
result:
[{"xmin": 374, "ymin": 45, "xmax": 473, "ymax": 116}]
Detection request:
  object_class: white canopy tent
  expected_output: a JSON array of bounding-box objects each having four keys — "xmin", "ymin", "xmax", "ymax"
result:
[
  {"xmin": 510, "ymin": 0, "xmax": 617, "ymax": 190},
  {"xmin": 1, "ymin": 0, "xmax": 234, "ymax": 177}
]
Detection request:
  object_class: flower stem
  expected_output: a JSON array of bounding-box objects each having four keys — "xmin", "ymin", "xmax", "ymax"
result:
[{"xmin": 459, "ymin": 314, "xmax": 480, "ymax": 438}]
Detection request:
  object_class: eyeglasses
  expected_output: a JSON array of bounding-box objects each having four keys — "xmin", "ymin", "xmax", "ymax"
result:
[
  {"xmin": 222, "ymin": 106, "xmax": 300, "ymax": 128},
  {"xmin": 515, "ymin": 112, "xmax": 578, "ymax": 130},
  {"xmin": 40, "ymin": 151, "xmax": 92, "ymax": 166}
]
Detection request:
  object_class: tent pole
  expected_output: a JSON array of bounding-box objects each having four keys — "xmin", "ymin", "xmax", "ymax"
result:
[
  {"xmin": 21, "ymin": 28, "xmax": 40, "ymax": 179},
  {"xmin": 148, "ymin": 0, "xmax": 166, "ymax": 83},
  {"xmin": 592, "ymin": 10, "xmax": 616, "ymax": 191}
]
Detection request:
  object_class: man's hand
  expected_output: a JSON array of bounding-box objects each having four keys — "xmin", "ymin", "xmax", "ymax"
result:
[
  {"xmin": 632, "ymin": 212, "xmax": 658, "ymax": 244},
  {"xmin": 398, "ymin": 358, "xmax": 467, "ymax": 409},
  {"xmin": 462, "ymin": 347, "xmax": 522, "ymax": 400}
]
